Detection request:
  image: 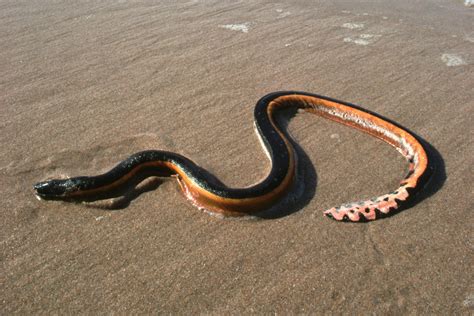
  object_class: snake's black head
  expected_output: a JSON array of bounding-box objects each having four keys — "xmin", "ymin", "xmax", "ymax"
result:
[{"xmin": 34, "ymin": 179, "xmax": 70, "ymax": 199}]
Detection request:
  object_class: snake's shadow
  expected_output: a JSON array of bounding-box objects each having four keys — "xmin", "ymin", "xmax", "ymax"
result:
[
  {"xmin": 68, "ymin": 96, "xmax": 445, "ymax": 219},
  {"xmin": 255, "ymin": 107, "xmax": 318, "ymax": 219},
  {"xmin": 71, "ymin": 170, "xmax": 166, "ymax": 210}
]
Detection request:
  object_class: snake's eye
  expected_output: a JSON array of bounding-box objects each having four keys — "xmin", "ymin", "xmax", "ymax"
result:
[{"xmin": 33, "ymin": 180, "xmax": 67, "ymax": 197}]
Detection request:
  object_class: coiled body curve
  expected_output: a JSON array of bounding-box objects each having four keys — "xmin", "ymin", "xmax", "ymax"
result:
[{"xmin": 34, "ymin": 91, "xmax": 432, "ymax": 222}]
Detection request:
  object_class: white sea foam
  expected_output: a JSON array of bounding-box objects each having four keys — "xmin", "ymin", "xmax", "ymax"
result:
[
  {"xmin": 441, "ymin": 54, "xmax": 467, "ymax": 67},
  {"xmin": 341, "ymin": 23, "xmax": 364, "ymax": 30},
  {"xmin": 219, "ymin": 23, "xmax": 249, "ymax": 33},
  {"xmin": 343, "ymin": 34, "xmax": 380, "ymax": 46}
]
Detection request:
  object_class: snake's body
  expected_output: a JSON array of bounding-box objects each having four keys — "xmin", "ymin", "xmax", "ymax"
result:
[{"xmin": 34, "ymin": 91, "xmax": 432, "ymax": 222}]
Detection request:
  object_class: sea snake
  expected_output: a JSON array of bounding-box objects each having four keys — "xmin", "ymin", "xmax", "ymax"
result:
[{"xmin": 33, "ymin": 91, "xmax": 432, "ymax": 222}]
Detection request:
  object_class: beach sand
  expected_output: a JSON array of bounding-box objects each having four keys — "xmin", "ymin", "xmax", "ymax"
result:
[{"xmin": 1, "ymin": 0, "xmax": 473, "ymax": 313}]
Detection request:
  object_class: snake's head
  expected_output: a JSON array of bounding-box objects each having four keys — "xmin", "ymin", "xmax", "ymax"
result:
[{"xmin": 33, "ymin": 179, "xmax": 69, "ymax": 199}]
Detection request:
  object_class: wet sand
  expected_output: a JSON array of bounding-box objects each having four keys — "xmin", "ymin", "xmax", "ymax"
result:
[{"xmin": 1, "ymin": 0, "xmax": 473, "ymax": 313}]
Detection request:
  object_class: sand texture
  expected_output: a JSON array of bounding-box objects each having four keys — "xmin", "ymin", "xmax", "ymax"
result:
[{"xmin": 1, "ymin": 0, "xmax": 473, "ymax": 314}]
